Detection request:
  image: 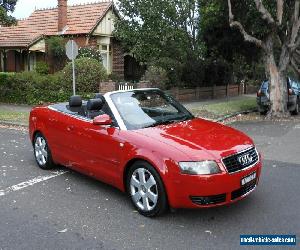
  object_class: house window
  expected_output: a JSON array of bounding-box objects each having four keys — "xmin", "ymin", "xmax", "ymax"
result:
[
  {"xmin": 100, "ymin": 44, "xmax": 112, "ymax": 74},
  {"xmin": 29, "ymin": 53, "xmax": 36, "ymax": 71}
]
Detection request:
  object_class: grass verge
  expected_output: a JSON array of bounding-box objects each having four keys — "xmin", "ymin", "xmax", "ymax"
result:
[
  {"xmin": 188, "ymin": 97, "xmax": 257, "ymax": 120},
  {"xmin": 0, "ymin": 97, "xmax": 257, "ymax": 126},
  {"xmin": 0, "ymin": 110, "xmax": 29, "ymax": 125}
]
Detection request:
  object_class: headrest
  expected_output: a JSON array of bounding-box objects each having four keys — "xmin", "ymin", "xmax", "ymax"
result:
[
  {"xmin": 69, "ymin": 95, "xmax": 82, "ymax": 107},
  {"xmin": 87, "ymin": 98, "xmax": 104, "ymax": 111},
  {"xmin": 95, "ymin": 93, "xmax": 106, "ymax": 103}
]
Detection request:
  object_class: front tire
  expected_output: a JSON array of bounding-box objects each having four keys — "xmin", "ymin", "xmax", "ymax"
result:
[
  {"xmin": 126, "ymin": 161, "xmax": 168, "ymax": 217},
  {"xmin": 33, "ymin": 132, "xmax": 55, "ymax": 170}
]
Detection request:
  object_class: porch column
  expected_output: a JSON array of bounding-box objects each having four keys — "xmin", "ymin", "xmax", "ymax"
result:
[
  {"xmin": 0, "ymin": 50, "xmax": 3, "ymax": 71},
  {"xmin": 3, "ymin": 50, "xmax": 7, "ymax": 72},
  {"xmin": 27, "ymin": 51, "xmax": 30, "ymax": 71}
]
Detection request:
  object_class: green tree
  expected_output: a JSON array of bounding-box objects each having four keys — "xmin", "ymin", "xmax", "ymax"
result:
[
  {"xmin": 47, "ymin": 36, "xmax": 66, "ymax": 71},
  {"xmin": 115, "ymin": 0, "xmax": 205, "ymax": 86},
  {"xmin": 0, "ymin": 0, "xmax": 17, "ymax": 26},
  {"xmin": 227, "ymin": 0, "xmax": 300, "ymax": 118},
  {"xmin": 200, "ymin": 0, "xmax": 264, "ymax": 85}
]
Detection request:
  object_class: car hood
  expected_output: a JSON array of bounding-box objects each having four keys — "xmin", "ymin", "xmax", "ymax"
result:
[{"xmin": 135, "ymin": 118, "xmax": 253, "ymax": 161}]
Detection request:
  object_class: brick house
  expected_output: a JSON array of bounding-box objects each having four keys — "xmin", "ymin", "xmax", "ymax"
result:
[{"xmin": 0, "ymin": 0, "xmax": 125, "ymax": 78}]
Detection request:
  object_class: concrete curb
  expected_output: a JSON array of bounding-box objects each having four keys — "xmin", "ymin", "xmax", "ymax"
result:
[{"xmin": 215, "ymin": 109, "xmax": 257, "ymax": 122}]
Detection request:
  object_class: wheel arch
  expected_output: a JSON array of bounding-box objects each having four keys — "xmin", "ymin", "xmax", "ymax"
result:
[
  {"xmin": 122, "ymin": 157, "xmax": 170, "ymax": 212},
  {"xmin": 123, "ymin": 158, "xmax": 151, "ymax": 192},
  {"xmin": 32, "ymin": 130, "xmax": 42, "ymax": 145},
  {"xmin": 122, "ymin": 157, "xmax": 168, "ymax": 193}
]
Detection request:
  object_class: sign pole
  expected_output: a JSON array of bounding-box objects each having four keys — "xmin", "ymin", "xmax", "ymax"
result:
[
  {"xmin": 66, "ymin": 39, "xmax": 78, "ymax": 96},
  {"xmin": 72, "ymin": 41, "xmax": 76, "ymax": 96}
]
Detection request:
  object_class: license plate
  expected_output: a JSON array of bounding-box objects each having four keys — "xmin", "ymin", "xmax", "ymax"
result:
[{"xmin": 241, "ymin": 172, "xmax": 256, "ymax": 186}]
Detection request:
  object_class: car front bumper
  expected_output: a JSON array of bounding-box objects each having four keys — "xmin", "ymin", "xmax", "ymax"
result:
[{"xmin": 166, "ymin": 160, "xmax": 263, "ymax": 209}]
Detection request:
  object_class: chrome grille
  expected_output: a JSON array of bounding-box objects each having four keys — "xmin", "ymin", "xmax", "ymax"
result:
[{"xmin": 222, "ymin": 147, "xmax": 259, "ymax": 174}]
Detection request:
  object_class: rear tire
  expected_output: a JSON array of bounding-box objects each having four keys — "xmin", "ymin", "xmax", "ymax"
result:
[
  {"xmin": 126, "ymin": 161, "xmax": 168, "ymax": 217},
  {"xmin": 33, "ymin": 132, "xmax": 55, "ymax": 170}
]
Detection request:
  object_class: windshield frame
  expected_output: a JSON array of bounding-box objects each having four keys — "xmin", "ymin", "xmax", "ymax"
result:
[{"xmin": 104, "ymin": 88, "xmax": 194, "ymax": 131}]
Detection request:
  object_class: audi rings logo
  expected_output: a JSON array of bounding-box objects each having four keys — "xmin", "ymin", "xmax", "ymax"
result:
[{"xmin": 238, "ymin": 154, "xmax": 253, "ymax": 166}]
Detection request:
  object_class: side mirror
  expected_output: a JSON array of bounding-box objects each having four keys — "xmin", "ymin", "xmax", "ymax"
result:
[{"xmin": 93, "ymin": 114, "xmax": 112, "ymax": 126}]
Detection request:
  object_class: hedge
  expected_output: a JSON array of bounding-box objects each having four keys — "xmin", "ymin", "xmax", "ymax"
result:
[
  {"xmin": 62, "ymin": 57, "xmax": 107, "ymax": 93},
  {"xmin": 0, "ymin": 71, "xmax": 70, "ymax": 104},
  {"xmin": 0, "ymin": 58, "xmax": 107, "ymax": 105}
]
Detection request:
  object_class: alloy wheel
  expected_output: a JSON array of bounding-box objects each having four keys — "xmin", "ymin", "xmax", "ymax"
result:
[
  {"xmin": 34, "ymin": 136, "xmax": 48, "ymax": 166},
  {"xmin": 130, "ymin": 168, "xmax": 158, "ymax": 212}
]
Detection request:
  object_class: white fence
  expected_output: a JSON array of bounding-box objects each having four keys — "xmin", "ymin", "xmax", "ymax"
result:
[{"xmin": 118, "ymin": 83, "xmax": 135, "ymax": 91}]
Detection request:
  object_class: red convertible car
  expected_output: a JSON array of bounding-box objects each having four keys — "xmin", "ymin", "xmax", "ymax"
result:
[{"xmin": 29, "ymin": 88, "xmax": 262, "ymax": 217}]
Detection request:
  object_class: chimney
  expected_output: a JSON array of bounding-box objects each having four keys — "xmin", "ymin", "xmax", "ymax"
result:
[{"xmin": 58, "ymin": 0, "xmax": 68, "ymax": 32}]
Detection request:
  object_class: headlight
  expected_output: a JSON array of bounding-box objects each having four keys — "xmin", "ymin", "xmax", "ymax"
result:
[{"xmin": 178, "ymin": 161, "xmax": 221, "ymax": 175}]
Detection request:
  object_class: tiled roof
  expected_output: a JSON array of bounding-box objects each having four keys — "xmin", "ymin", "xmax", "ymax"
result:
[{"xmin": 0, "ymin": 1, "xmax": 112, "ymax": 48}]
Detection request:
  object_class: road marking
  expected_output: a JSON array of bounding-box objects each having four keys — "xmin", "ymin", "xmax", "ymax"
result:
[{"xmin": 0, "ymin": 170, "xmax": 68, "ymax": 197}]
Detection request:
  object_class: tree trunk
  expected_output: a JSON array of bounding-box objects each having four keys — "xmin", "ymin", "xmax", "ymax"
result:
[{"xmin": 264, "ymin": 36, "xmax": 289, "ymax": 118}]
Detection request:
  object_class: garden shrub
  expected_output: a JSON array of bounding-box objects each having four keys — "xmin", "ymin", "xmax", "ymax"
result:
[
  {"xmin": 141, "ymin": 65, "xmax": 169, "ymax": 89},
  {"xmin": 35, "ymin": 61, "xmax": 49, "ymax": 75},
  {"xmin": 0, "ymin": 71, "xmax": 71, "ymax": 105},
  {"xmin": 0, "ymin": 58, "xmax": 108, "ymax": 105},
  {"xmin": 62, "ymin": 57, "xmax": 108, "ymax": 93},
  {"xmin": 108, "ymin": 72, "xmax": 123, "ymax": 82},
  {"xmin": 78, "ymin": 47, "xmax": 103, "ymax": 63},
  {"xmin": 0, "ymin": 64, "xmax": 108, "ymax": 105}
]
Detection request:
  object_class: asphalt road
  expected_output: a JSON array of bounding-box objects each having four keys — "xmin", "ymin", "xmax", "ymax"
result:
[{"xmin": 0, "ymin": 119, "xmax": 299, "ymax": 250}]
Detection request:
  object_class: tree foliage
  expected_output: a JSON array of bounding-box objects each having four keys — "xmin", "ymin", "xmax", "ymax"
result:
[
  {"xmin": 199, "ymin": 0, "xmax": 264, "ymax": 84},
  {"xmin": 47, "ymin": 36, "xmax": 66, "ymax": 71},
  {"xmin": 47, "ymin": 36, "xmax": 65, "ymax": 57},
  {"xmin": 0, "ymin": 0, "xmax": 17, "ymax": 26},
  {"xmin": 115, "ymin": 0, "xmax": 266, "ymax": 87},
  {"xmin": 227, "ymin": 0, "xmax": 300, "ymax": 117},
  {"xmin": 115, "ymin": 0, "xmax": 205, "ymax": 85},
  {"xmin": 78, "ymin": 47, "xmax": 103, "ymax": 63}
]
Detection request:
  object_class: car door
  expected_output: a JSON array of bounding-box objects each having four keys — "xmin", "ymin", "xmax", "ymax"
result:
[
  {"xmin": 65, "ymin": 115, "xmax": 123, "ymax": 187},
  {"xmin": 46, "ymin": 109, "xmax": 74, "ymax": 165}
]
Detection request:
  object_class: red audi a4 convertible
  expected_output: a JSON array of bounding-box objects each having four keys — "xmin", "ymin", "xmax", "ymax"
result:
[{"xmin": 29, "ymin": 88, "xmax": 262, "ymax": 216}]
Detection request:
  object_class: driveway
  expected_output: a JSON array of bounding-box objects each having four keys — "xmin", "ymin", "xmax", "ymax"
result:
[{"xmin": 0, "ymin": 118, "xmax": 299, "ymax": 250}]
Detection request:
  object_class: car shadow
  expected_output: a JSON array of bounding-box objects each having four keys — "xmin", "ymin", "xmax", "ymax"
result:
[{"xmin": 52, "ymin": 159, "xmax": 300, "ymax": 231}]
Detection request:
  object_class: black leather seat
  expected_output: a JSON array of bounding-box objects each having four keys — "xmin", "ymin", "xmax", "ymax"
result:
[
  {"xmin": 86, "ymin": 98, "xmax": 105, "ymax": 119},
  {"xmin": 68, "ymin": 95, "xmax": 85, "ymax": 116},
  {"xmin": 95, "ymin": 93, "xmax": 106, "ymax": 103}
]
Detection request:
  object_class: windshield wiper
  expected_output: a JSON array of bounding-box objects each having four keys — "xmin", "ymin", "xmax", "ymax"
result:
[
  {"xmin": 144, "ymin": 114, "xmax": 194, "ymax": 128},
  {"xmin": 177, "ymin": 114, "xmax": 194, "ymax": 122}
]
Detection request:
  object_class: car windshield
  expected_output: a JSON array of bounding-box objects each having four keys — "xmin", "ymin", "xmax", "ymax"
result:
[{"xmin": 110, "ymin": 89, "xmax": 194, "ymax": 130}]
